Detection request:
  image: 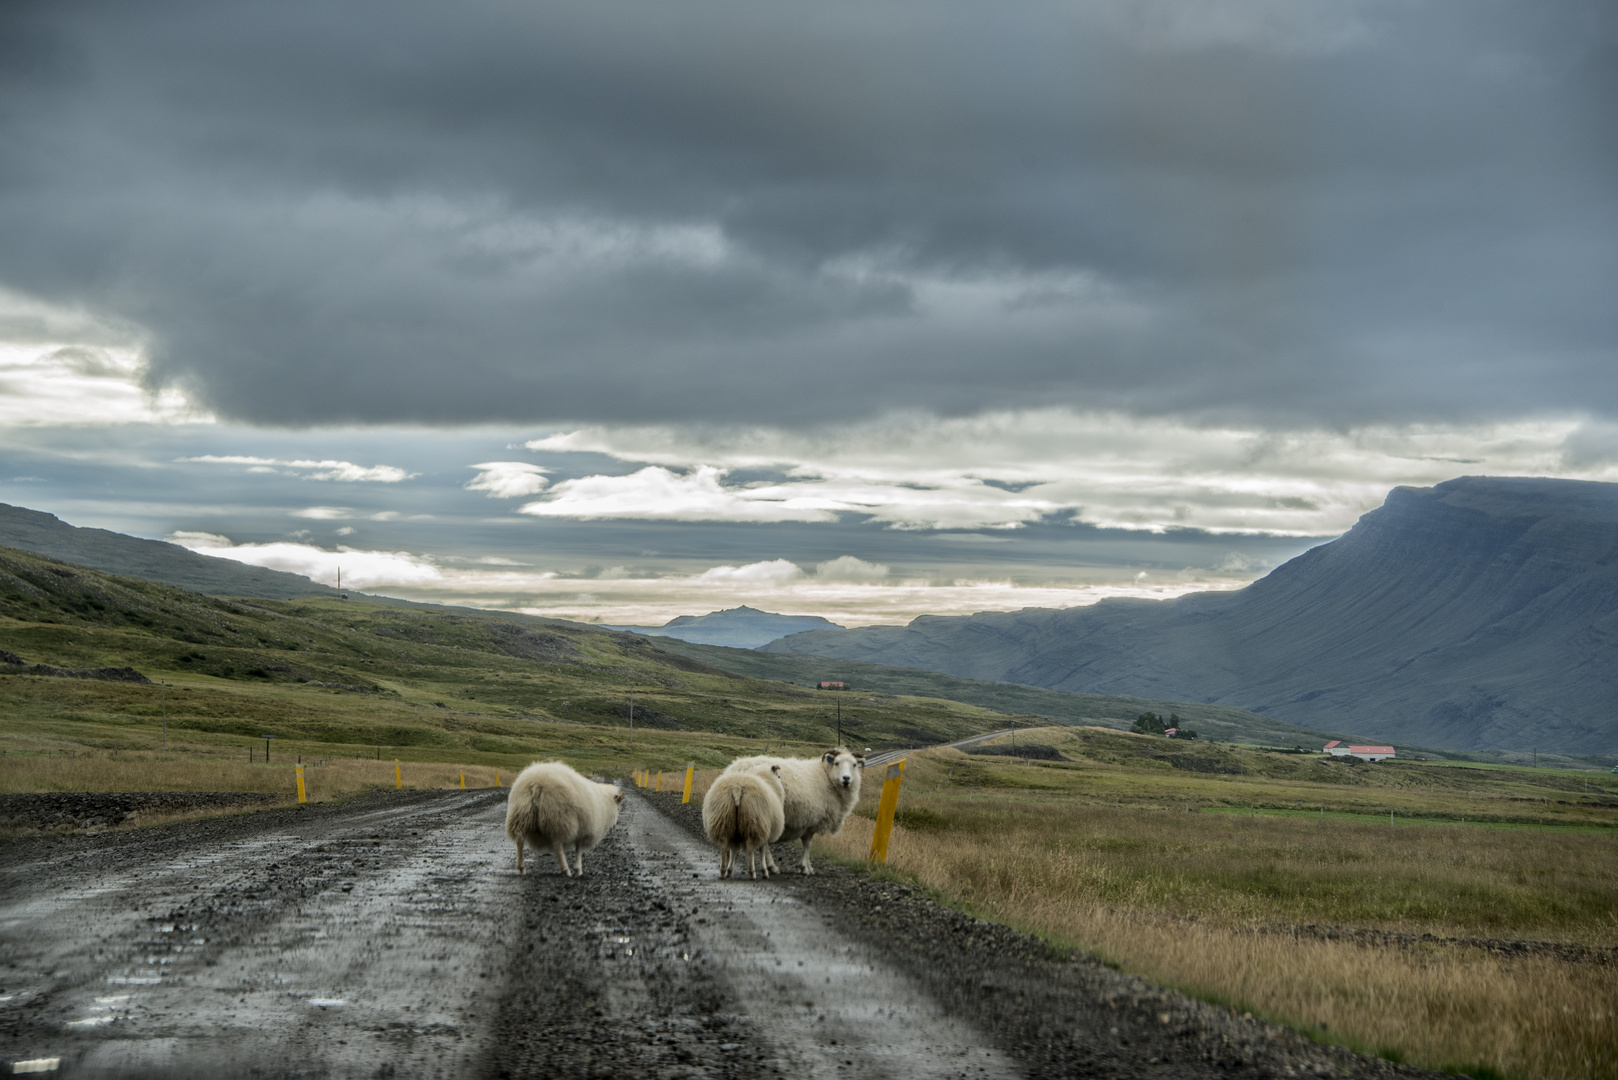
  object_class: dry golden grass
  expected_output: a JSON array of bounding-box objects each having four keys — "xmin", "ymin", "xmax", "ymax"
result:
[
  {"xmin": 0, "ymin": 748, "xmax": 509, "ymax": 803},
  {"xmin": 809, "ymin": 747, "xmax": 1618, "ymax": 1080}
]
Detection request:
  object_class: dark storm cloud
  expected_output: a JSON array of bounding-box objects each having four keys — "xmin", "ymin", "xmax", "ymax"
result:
[{"xmin": 1, "ymin": 0, "xmax": 1613, "ymax": 426}]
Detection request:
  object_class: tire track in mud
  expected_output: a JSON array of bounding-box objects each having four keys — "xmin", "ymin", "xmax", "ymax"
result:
[{"xmin": 482, "ymin": 794, "xmax": 1017, "ymax": 1079}]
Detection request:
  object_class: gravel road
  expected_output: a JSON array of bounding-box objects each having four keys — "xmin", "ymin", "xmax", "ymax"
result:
[{"xmin": 0, "ymin": 787, "xmax": 1440, "ymax": 1079}]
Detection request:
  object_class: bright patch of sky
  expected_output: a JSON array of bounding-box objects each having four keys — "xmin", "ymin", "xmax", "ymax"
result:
[{"xmin": 3, "ymin": 360, "xmax": 1615, "ymax": 624}]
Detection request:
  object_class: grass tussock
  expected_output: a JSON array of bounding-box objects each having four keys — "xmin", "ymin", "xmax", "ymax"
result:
[{"xmin": 810, "ymin": 743, "xmax": 1618, "ymax": 1080}]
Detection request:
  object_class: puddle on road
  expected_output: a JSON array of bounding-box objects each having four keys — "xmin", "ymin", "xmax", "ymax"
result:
[{"xmin": 625, "ymin": 797, "xmax": 1021, "ymax": 1079}]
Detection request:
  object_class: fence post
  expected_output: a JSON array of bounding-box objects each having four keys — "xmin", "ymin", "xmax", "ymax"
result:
[
  {"xmin": 656, "ymin": 771, "xmax": 663, "ymax": 792},
  {"xmin": 868, "ymin": 760, "xmax": 906, "ymax": 865},
  {"xmin": 459, "ymin": 771, "xmax": 466, "ymax": 790},
  {"xmin": 395, "ymin": 760, "xmax": 402, "ymax": 790},
  {"xmin": 495, "ymin": 770, "xmax": 501, "ymax": 788},
  {"xmin": 295, "ymin": 764, "xmax": 306, "ymax": 805},
  {"xmin": 682, "ymin": 761, "xmax": 695, "ymax": 804}
]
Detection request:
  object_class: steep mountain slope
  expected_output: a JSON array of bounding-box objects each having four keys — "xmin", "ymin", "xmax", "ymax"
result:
[
  {"xmin": 763, "ymin": 477, "xmax": 1618, "ymax": 753},
  {"xmin": 605, "ymin": 605, "xmax": 843, "ymax": 648},
  {"xmin": 0, "ymin": 504, "xmax": 344, "ymax": 599}
]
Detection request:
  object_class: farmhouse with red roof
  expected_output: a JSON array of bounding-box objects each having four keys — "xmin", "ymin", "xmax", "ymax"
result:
[{"xmin": 1323, "ymin": 740, "xmax": 1396, "ymax": 762}]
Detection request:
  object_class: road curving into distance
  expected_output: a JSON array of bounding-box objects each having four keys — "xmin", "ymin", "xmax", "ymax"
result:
[{"xmin": 1, "ymin": 786, "xmax": 1438, "ymax": 1079}]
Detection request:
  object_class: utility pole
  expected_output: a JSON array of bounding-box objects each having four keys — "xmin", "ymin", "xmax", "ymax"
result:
[
  {"xmin": 629, "ymin": 689, "xmax": 635, "ymax": 745},
  {"xmin": 161, "ymin": 680, "xmax": 167, "ymax": 748},
  {"xmin": 837, "ymin": 698, "xmax": 842, "ymax": 746}
]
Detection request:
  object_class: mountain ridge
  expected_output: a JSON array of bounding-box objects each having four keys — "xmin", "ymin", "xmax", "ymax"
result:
[
  {"xmin": 0, "ymin": 503, "xmax": 344, "ymax": 600},
  {"xmin": 762, "ymin": 477, "xmax": 1618, "ymax": 753},
  {"xmin": 606, "ymin": 605, "xmax": 843, "ymax": 648}
]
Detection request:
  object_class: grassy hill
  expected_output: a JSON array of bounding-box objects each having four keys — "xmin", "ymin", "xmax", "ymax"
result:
[
  {"xmin": 0, "ymin": 503, "xmax": 350, "ymax": 599},
  {"xmin": 640, "ymin": 637, "xmax": 1388, "ymax": 750},
  {"xmin": 0, "ymin": 544, "xmax": 1015, "ymax": 775}
]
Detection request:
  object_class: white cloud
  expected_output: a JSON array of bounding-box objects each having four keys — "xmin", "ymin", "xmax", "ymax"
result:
[
  {"xmin": 168, "ymin": 533, "xmax": 442, "ymax": 588},
  {"xmin": 693, "ymin": 559, "xmax": 805, "ymax": 584},
  {"xmin": 526, "ymin": 411, "xmax": 1618, "ymax": 536},
  {"xmin": 0, "ymin": 335, "xmax": 205, "ymax": 428},
  {"xmin": 169, "ymin": 530, "xmax": 233, "ymax": 548},
  {"xmin": 327, "ymin": 557, "xmax": 1222, "ymax": 627},
  {"xmin": 465, "ymin": 461, "xmax": 550, "ymax": 498},
  {"xmin": 290, "ymin": 506, "xmax": 353, "ymax": 520},
  {"xmin": 181, "ymin": 456, "xmax": 417, "ymax": 482},
  {"xmin": 519, "ymin": 465, "xmax": 840, "ymax": 523},
  {"xmin": 815, "ymin": 555, "xmax": 889, "ymax": 582}
]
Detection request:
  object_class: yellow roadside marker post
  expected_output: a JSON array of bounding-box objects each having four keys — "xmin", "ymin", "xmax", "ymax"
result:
[
  {"xmin": 495, "ymin": 770, "xmax": 501, "ymax": 788},
  {"xmin": 395, "ymin": 760, "xmax": 402, "ymax": 790},
  {"xmin": 681, "ymin": 761, "xmax": 695, "ymax": 804},
  {"xmin": 460, "ymin": 771, "xmax": 466, "ymax": 790},
  {"xmin": 868, "ymin": 760, "xmax": 906, "ymax": 865},
  {"xmin": 656, "ymin": 771, "xmax": 663, "ymax": 792},
  {"xmin": 295, "ymin": 764, "xmax": 306, "ymax": 805}
]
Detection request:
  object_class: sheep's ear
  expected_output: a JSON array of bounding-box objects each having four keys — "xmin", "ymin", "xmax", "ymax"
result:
[
  {"xmin": 823, "ymin": 751, "xmax": 836, "ymax": 764},
  {"xmin": 855, "ymin": 755, "xmax": 867, "ymax": 766},
  {"xmin": 771, "ymin": 764, "xmax": 782, "ymax": 775},
  {"xmin": 614, "ymin": 790, "xmax": 625, "ymax": 804}
]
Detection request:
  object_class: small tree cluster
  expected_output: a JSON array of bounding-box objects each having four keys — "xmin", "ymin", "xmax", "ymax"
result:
[{"xmin": 1130, "ymin": 711, "xmax": 1197, "ymax": 739}]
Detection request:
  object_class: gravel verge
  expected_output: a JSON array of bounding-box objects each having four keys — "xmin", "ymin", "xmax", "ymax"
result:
[
  {"xmin": 0, "ymin": 791, "xmax": 288, "ymax": 833},
  {"xmin": 643, "ymin": 790, "xmax": 1444, "ymax": 1080}
]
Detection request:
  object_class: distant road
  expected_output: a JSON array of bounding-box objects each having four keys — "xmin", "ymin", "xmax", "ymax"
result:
[{"xmin": 863, "ymin": 728, "xmax": 1016, "ymax": 770}]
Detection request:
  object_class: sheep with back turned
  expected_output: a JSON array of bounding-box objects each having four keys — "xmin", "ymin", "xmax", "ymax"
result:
[
  {"xmin": 721, "ymin": 747, "xmax": 864, "ymax": 874},
  {"xmin": 505, "ymin": 761, "xmax": 624, "ymax": 876},
  {"xmin": 702, "ymin": 763, "xmax": 785, "ymax": 879}
]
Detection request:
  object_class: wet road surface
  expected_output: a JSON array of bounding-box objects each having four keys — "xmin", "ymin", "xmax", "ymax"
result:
[
  {"xmin": 1, "ymin": 787, "xmax": 1437, "ymax": 1079},
  {"xmin": 0, "ymin": 789, "xmax": 1010, "ymax": 1079}
]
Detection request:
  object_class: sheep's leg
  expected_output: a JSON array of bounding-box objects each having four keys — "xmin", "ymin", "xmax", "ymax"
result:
[
  {"xmin": 758, "ymin": 842, "xmax": 770, "ymax": 880},
  {"xmin": 799, "ymin": 832, "xmax": 816, "ymax": 875},
  {"xmin": 551, "ymin": 839, "xmax": 571, "ymax": 877},
  {"xmin": 747, "ymin": 843, "xmax": 758, "ymax": 880},
  {"xmin": 573, "ymin": 846, "xmax": 585, "ymax": 876},
  {"xmin": 515, "ymin": 839, "xmax": 525, "ymax": 876},
  {"xmin": 762, "ymin": 844, "xmax": 780, "ymax": 875},
  {"xmin": 719, "ymin": 843, "xmax": 732, "ymax": 879}
]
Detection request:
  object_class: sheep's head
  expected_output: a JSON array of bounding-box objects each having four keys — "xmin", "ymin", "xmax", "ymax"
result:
[{"xmin": 822, "ymin": 747, "xmax": 862, "ymax": 789}]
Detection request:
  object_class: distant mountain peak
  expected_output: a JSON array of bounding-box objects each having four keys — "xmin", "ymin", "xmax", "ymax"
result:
[{"xmin": 609, "ymin": 606, "xmax": 844, "ymax": 649}]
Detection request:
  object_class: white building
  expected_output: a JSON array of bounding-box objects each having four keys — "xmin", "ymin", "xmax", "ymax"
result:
[{"xmin": 1323, "ymin": 740, "xmax": 1396, "ymax": 762}]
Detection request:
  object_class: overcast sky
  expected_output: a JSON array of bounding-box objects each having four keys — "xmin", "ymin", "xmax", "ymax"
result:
[{"xmin": 1, "ymin": 0, "xmax": 1614, "ymax": 624}]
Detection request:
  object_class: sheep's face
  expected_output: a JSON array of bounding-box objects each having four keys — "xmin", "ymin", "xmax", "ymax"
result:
[{"xmin": 823, "ymin": 749, "xmax": 861, "ymax": 789}]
